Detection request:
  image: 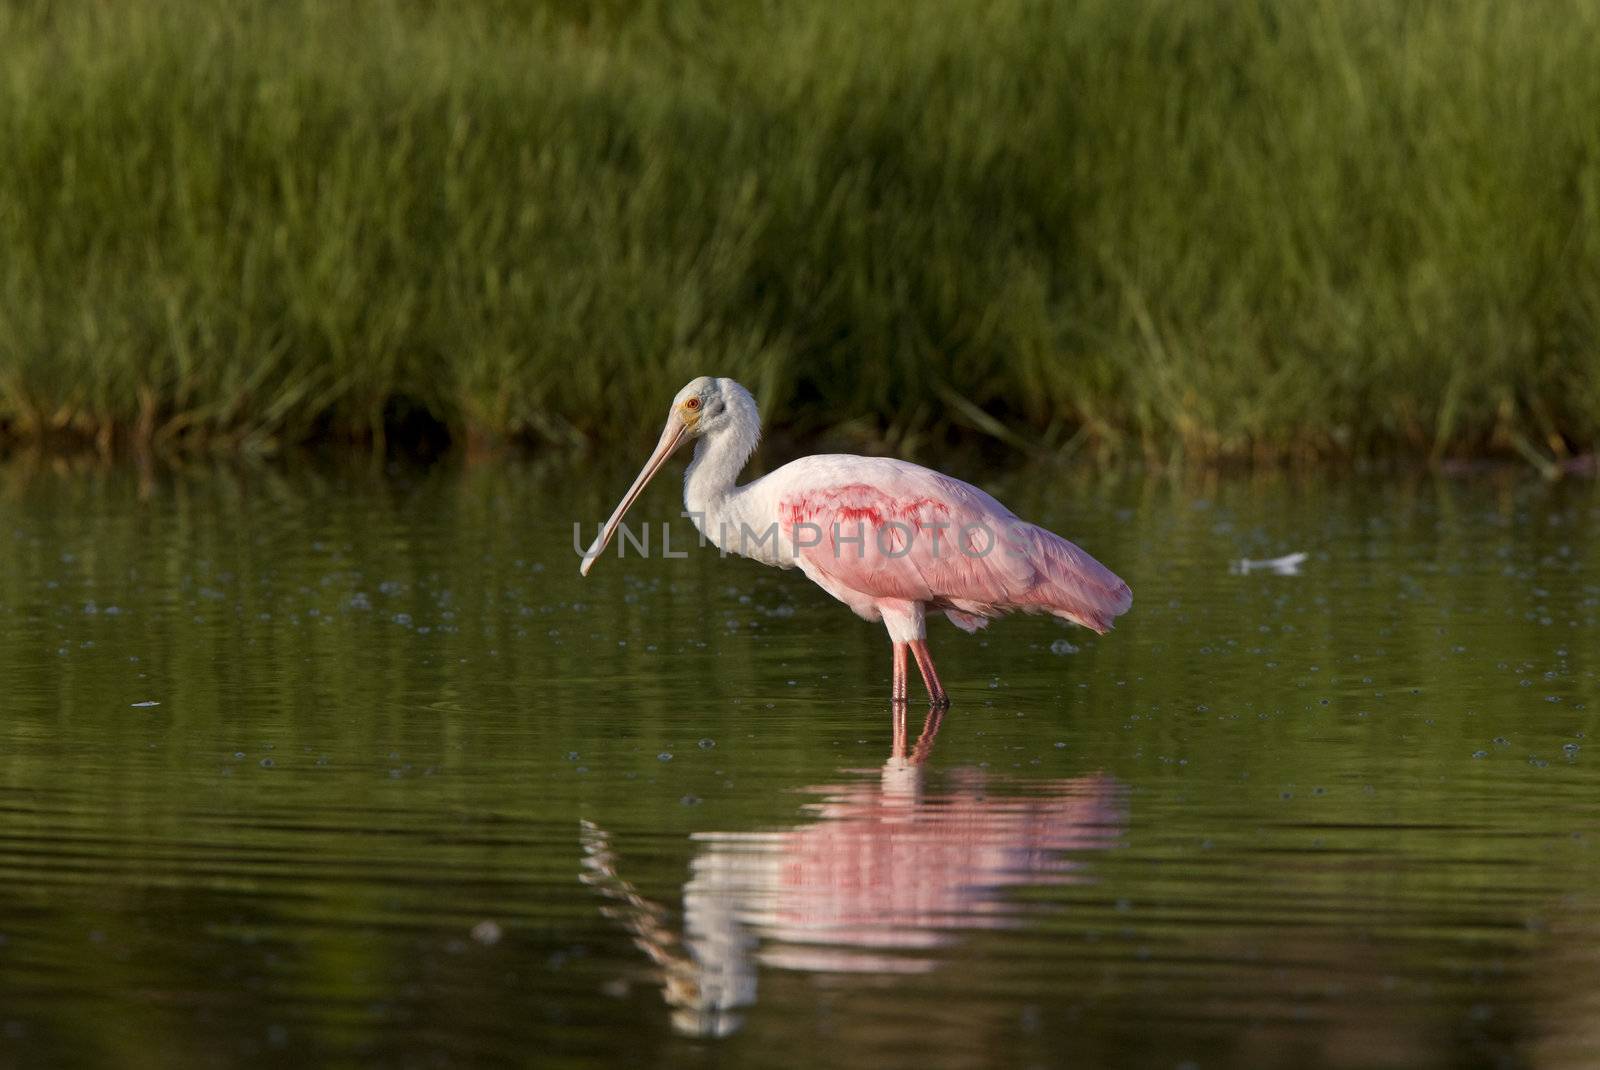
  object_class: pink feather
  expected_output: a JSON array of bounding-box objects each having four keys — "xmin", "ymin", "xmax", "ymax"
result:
[{"xmin": 757, "ymin": 456, "xmax": 1132, "ymax": 634}]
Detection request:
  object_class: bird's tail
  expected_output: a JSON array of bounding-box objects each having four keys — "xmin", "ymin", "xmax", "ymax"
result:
[{"xmin": 1023, "ymin": 524, "xmax": 1132, "ymax": 634}]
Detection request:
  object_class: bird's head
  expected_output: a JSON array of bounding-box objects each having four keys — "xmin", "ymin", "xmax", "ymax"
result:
[
  {"xmin": 579, "ymin": 376, "xmax": 756, "ymax": 576},
  {"xmin": 671, "ymin": 375, "xmax": 749, "ymax": 439}
]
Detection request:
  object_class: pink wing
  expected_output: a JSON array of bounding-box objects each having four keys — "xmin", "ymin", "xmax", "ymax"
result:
[{"xmin": 769, "ymin": 457, "xmax": 1132, "ymax": 633}]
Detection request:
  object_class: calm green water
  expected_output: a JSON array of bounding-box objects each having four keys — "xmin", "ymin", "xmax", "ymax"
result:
[{"xmin": 0, "ymin": 457, "xmax": 1596, "ymax": 1068}]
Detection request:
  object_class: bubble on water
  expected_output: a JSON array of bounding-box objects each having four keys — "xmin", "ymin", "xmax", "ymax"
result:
[
  {"xmin": 698, "ymin": 738, "xmax": 716, "ymax": 749},
  {"xmin": 1472, "ymin": 750, "xmax": 1489, "ymax": 759},
  {"xmin": 234, "ymin": 752, "xmax": 246, "ymax": 760},
  {"xmin": 1493, "ymin": 737, "xmax": 1511, "ymax": 746},
  {"xmin": 680, "ymin": 795, "xmax": 701, "ymax": 806},
  {"xmin": 1563, "ymin": 743, "xmax": 1580, "ymax": 758},
  {"xmin": 471, "ymin": 920, "xmax": 503, "ymax": 946},
  {"xmin": 259, "ymin": 758, "xmax": 274, "ymax": 768},
  {"xmin": 1050, "ymin": 639, "xmax": 1079, "ymax": 656},
  {"xmin": 130, "ymin": 700, "xmax": 160, "ymax": 708},
  {"xmin": 658, "ymin": 752, "xmax": 673, "ymax": 762},
  {"xmin": 1054, "ymin": 742, "xmax": 1067, "ymax": 748}
]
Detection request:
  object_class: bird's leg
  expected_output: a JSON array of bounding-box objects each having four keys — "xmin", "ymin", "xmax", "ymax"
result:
[
  {"xmin": 908, "ymin": 640, "xmax": 950, "ymax": 708},
  {"xmin": 892, "ymin": 641, "xmax": 909, "ymax": 706}
]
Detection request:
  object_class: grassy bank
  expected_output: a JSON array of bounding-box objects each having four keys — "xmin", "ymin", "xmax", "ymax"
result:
[{"xmin": 1, "ymin": 0, "xmax": 1598, "ymax": 462}]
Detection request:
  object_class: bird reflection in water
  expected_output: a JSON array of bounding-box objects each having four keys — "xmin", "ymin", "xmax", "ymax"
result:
[{"xmin": 580, "ymin": 707, "xmax": 1126, "ymax": 1038}]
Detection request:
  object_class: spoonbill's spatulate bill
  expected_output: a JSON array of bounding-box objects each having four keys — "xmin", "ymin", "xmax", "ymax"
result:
[{"xmin": 580, "ymin": 377, "xmax": 1132, "ymax": 706}]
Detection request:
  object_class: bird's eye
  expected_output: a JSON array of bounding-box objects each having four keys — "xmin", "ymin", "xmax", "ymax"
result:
[{"xmin": 685, "ymin": 398, "xmax": 701, "ymax": 410}]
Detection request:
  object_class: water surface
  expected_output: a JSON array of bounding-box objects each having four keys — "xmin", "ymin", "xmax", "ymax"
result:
[{"xmin": 0, "ymin": 456, "xmax": 1596, "ymax": 1067}]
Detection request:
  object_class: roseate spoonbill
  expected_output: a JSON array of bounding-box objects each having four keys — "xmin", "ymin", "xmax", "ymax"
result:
[{"xmin": 580, "ymin": 376, "xmax": 1132, "ymax": 706}]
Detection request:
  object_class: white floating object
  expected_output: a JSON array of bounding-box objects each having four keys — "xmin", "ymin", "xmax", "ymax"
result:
[
  {"xmin": 1230, "ymin": 551, "xmax": 1308, "ymax": 576},
  {"xmin": 130, "ymin": 700, "xmax": 161, "ymax": 708}
]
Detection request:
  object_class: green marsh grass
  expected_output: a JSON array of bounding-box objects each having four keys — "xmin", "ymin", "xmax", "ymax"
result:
[{"xmin": 1, "ymin": 0, "xmax": 1598, "ymax": 461}]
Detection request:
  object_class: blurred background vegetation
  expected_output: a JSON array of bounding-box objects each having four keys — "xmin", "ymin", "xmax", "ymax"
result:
[{"xmin": 1, "ymin": 0, "xmax": 1597, "ymax": 464}]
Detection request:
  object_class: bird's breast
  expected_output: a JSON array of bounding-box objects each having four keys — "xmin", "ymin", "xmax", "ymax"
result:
[{"xmin": 684, "ymin": 494, "xmax": 796, "ymax": 569}]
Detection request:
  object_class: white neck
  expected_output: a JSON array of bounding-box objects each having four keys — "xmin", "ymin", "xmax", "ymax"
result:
[
  {"xmin": 683, "ymin": 418, "xmax": 760, "ymax": 522},
  {"xmin": 680, "ymin": 378, "xmax": 764, "ymax": 555}
]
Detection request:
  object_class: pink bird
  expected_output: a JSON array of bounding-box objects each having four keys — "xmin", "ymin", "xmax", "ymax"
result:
[{"xmin": 580, "ymin": 377, "xmax": 1132, "ymax": 706}]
